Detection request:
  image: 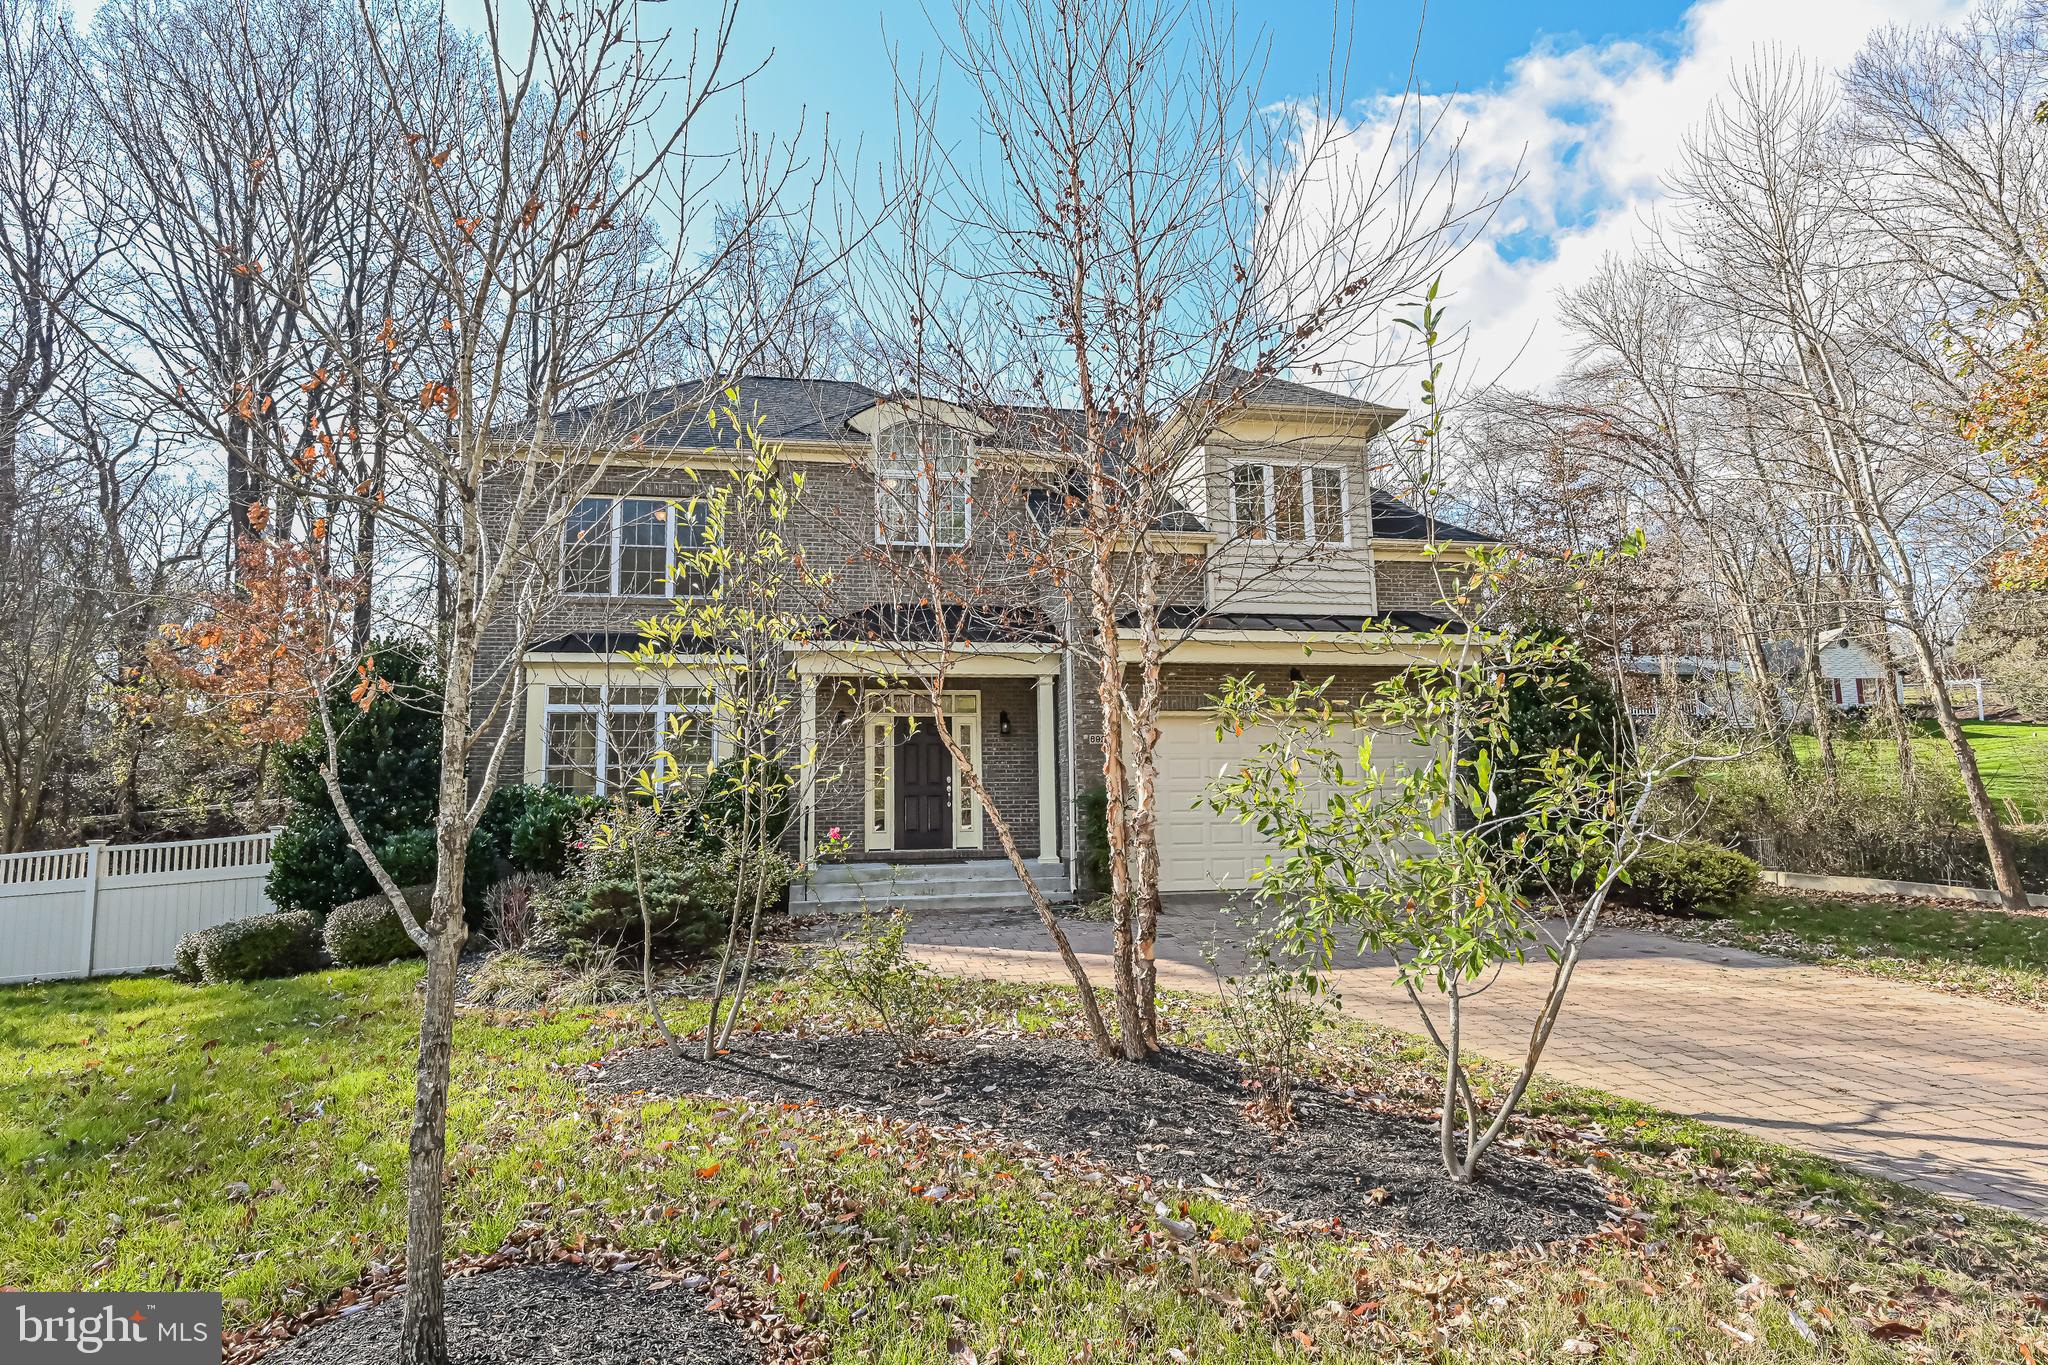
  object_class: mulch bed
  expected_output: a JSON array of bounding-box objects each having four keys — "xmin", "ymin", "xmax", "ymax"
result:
[
  {"xmin": 589, "ymin": 1033, "xmax": 1614, "ymax": 1251},
  {"xmin": 261, "ymin": 1263, "xmax": 760, "ymax": 1365}
]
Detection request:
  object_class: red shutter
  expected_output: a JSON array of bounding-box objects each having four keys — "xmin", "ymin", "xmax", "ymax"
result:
[{"xmin": 1830, "ymin": 679, "xmax": 1842, "ymax": 706}]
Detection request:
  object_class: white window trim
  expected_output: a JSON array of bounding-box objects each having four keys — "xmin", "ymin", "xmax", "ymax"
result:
[
  {"xmin": 561, "ymin": 496, "xmax": 713, "ymax": 599},
  {"xmin": 859, "ymin": 691, "xmax": 983, "ymax": 853},
  {"xmin": 1226, "ymin": 458, "xmax": 1352, "ymax": 548},
  {"xmin": 539, "ymin": 681, "xmax": 720, "ymax": 796},
  {"xmin": 874, "ymin": 422, "xmax": 975, "ymax": 549}
]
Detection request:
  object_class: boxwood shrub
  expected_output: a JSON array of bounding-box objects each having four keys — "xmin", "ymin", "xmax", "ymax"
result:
[
  {"xmin": 176, "ymin": 911, "xmax": 321, "ymax": 984},
  {"xmin": 1617, "ymin": 840, "xmax": 1760, "ymax": 916},
  {"xmin": 323, "ymin": 887, "xmax": 430, "ymax": 967}
]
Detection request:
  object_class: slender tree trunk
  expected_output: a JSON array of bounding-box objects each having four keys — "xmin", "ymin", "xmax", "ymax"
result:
[
  {"xmin": 634, "ymin": 835, "xmax": 673, "ymax": 1045},
  {"xmin": 1899, "ymin": 627, "xmax": 2027, "ymax": 906},
  {"xmin": 399, "ymin": 843, "xmax": 469, "ymax": 1365}
]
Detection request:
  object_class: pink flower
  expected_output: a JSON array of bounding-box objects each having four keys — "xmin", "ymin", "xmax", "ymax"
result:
[{"xmin": 827, "ymin": 826, "xmax": 841, "ymax": 840}]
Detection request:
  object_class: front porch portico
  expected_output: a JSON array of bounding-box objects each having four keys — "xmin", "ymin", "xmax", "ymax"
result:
[{"xmin": 791, "ymin": 643, "xmax": 1064, "ymax": 874}]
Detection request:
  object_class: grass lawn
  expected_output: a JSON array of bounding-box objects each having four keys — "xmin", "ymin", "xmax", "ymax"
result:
[
  {"xmin": 1789, "ymin": 720, "xmax": 2048, "ymax": 821},
  {"xmin": 1625, "ymin": 894, "xmax": 2048, "ymax": 1010},
  {"xmin": 4, "ymin": 962, "xmax": 2045, "ymax": 1361}
]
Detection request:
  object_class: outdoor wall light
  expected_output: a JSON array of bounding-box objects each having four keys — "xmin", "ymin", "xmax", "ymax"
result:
[
  {"xmin": 999, "ymin": 710, "xmax": 1012, "ymax": 735},
  {"xmin": 1289, "ymin": 667, "xmax": 1304, "ymax": 682},
  {"xmin": 835, "ymin": 708, "xmax": 848, "ymax": 727}
]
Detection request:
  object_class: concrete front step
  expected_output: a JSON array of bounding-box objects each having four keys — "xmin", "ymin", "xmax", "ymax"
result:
[{"xmin": 793, "ymin": 859, "xmax": 1072, "ymax": 914}]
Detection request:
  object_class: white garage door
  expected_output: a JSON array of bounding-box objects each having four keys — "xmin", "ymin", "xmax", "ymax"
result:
[{"xmin": 1150, "ymin": 714, "xmax": 1430, "ymax": 894}]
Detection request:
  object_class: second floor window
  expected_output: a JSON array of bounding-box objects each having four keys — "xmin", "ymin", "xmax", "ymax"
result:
[
  {"xmin": 563, "ymin": 496, "xmax": 714, "ymax": 596},
  {"xmin": 876, "ymin": 422, "xmax": 971, "ymax": 547},
  {"xmin": 1230, "ymin": 462, "xmax": 1348, "ymax": 545}
]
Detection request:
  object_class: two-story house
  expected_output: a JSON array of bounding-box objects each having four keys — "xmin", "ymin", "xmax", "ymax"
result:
[{"xmin": 477, "ymin": 373, "xmax": 1488, "ymax": 911}]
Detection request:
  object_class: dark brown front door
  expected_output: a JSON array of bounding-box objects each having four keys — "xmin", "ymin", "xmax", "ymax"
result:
[{"xmin": 894, "ymin": 718, "xmax": 952, "ymax": 850}]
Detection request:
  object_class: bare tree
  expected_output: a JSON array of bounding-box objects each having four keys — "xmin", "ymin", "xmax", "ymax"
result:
[
  {"xmin": 1665, "ymin": 54, "xmax": 2027, "ymax": 903},
  {"xmin": 185, "ymin": 4, "xmax": 826, "ymax": 1359},
  {"xmin": 839, "ymin": 0, "xmax": 1499, "ymax": 1058}
]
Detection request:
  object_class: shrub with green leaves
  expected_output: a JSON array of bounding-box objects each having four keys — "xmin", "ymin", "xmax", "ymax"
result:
[
  {"xmin": 265, "ymin": 645, "xmax": 443, "ymax": 917},
  {"xmin": 322, "ymin": 887, "xmax": 429, "ymax": 966},
  {"xmin": 814, "ymin": 909, "xmax": 944, "ymax": 1060},
  {"xmin": 1618, "ymin": 840, "xmax": 1760, "ymax": 916},
  {"xmin": 479, "ymin": 784, "xmax": 600, "ymax": 879},
  {"xmin": 688, "ymin": 758, "xmax": 793, "ymax": 850},
  {"xmin": 176, "ymin": 911, "xmax": 320, "ymax": 984},
  {"xmin": 540, "ymin": 808, "xmax": 731, "ymax": 959}
]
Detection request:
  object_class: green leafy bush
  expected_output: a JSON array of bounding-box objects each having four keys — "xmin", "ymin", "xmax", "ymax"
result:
[
  {"xmin": 1618, "ymin": 841, "xmax": 1760, "ymax": 916},
  {"xmin": 479, "ymin": 785, "xmax": 601, "ymax": 879},
  {"xmin": 266, "ymin": 646, "xmax": 443, "ymax": 917},
  {"xmin": 176, "ymin": 911, "xmax": 320, "ymax": 984},
  {"xmin": 1497, "ymin": 639, "xmax": 1625, "ymax": 821},
  {"xmin": 322, "ymin": 887, "xmax": 429, "ymax": 966},
  {"xmin": 814, "ymin": 909, "xmax": 944, "ymax": 1059},
  {"xmin": 540, "ymin": 808, "xmax": 733, "ymax": 959},
  {"xmin": 1078, "ymin": 783, "xmax": 1111, "ymax": 893},
  {"xmin": 689, "ymin": 759, "xmax": 793, "ymax": 850}
]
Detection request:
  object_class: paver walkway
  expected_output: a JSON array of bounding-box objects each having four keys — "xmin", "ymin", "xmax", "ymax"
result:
[{"xmin": 868, "ymin": 901, "xmax": 2048, "ymax": 1218}]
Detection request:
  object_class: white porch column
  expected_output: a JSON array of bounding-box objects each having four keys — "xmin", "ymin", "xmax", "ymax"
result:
[
  {"xmin": 798, "ymin": 680, "xmax": 818, "ymax": 862},
  {"xmin": 1034, "ymin": 674, "xmax": 1059, "ymax": 864}
]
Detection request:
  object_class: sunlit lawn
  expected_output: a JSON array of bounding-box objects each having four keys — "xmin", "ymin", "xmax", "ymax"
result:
[
  {"xmin": 3, "ymin": 963, "xmax": 2043, "ymax": 1361},
  {"xmin": 1789, "ymin": 720, "xmax": 2048, "ymax": 821}
]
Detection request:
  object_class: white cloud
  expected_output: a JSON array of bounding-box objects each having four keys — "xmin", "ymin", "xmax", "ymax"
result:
[{"xmin": 1335, "ymin": 0, "xmax": 1971, "ymax": 394}]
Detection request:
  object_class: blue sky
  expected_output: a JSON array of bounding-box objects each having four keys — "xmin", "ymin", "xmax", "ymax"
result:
[
  {"xmin": 707, "ymin": 0, "xmax": 1691, "ymax": 147},
  {"xmin": 434, "ymin": 0, "xmax": 1974, "ymax": 387}
]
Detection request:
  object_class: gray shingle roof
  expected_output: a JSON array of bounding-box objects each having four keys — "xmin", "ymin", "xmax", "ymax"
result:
[{"xmin": 1369, "ymin": 492, "xmax": 1493, "ymax": 543}]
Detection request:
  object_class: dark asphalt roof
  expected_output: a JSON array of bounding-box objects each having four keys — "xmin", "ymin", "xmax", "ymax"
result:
[
  {"xmin": 1370, "ymin": 492, "xmax": 1493, "ymax": 543},
  {"xmin": 521, "ymin": 369, "xmax": 1401, "ymax": 451},
  {"xmin": 530, "ymin": 631, "xmax": 721, "ymax": 656},
  {"xmin": 822, "ymin": 602, "xmax": 1058, "ymax": 645},
  {"xmin": 1213, "ymin": 365, "xmax": 1402, "ymax": 414},
  {"xmin": 1128, "ymin": 607, "xmax": 1458, "ymax": 635}
]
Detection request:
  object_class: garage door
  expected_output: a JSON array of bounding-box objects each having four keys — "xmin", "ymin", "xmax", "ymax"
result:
[{"xmin": 1150, "ymin": 714, "xmax": 1430, "ymax": 894}]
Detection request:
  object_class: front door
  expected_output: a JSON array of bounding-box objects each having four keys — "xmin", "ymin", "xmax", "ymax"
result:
[{"xmin": 893, "ymin": 718, "xmax": 953, "ymax": 850}]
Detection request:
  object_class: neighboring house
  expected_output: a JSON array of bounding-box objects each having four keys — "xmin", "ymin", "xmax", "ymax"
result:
[
  {"xmin": 1803, "ymin": 627, "xmax": 1910, "ymax": 711},
  {"xmin": 476, "ymin": 373, "xmax": 1489, "ymax": 909},
  {"xmin": 1623, "ymin": 626, "xmax": 1912, "ymax": 727}
]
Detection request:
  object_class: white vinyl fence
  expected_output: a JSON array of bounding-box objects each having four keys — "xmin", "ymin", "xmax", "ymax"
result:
[{"xmin": 0, "ymin": 829, "xmax": 281, "ymax": 985}]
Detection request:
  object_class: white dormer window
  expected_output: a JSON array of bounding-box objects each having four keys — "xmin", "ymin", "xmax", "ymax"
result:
[
  {"xmin": 1230, "ymin": 461, "xmax": 1348, "ymax": 545},
  {"xmin": 876, "ymin": 422, "xmax": 972, "ymax": 547}
]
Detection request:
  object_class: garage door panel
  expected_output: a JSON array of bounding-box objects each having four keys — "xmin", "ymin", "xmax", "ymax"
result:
[{"xmin": 1149, "ymin": 714, "xmax": 1428, "ymax": 893}]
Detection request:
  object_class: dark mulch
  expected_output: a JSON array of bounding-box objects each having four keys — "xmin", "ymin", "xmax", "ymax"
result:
[
  {"xmin": 590, "ymin": 1033, "xmax": 1614, "ymax": 1251},
  {"xmin": 265, "ymin": 1264, "xmax": 759, "ymax": 1365}
]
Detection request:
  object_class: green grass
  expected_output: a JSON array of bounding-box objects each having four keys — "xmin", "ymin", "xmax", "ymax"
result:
[
  {"xmin": 1643, "ymin": 894, "xmax": 2048, "ymax": 1009},
  {"xmin": 1788, "ymin": 720, "xmax": 2048, "ymax": 820},
  {"xmin": 3, "ymin": 963, "xmax": 2045, "ymax": 1362}
]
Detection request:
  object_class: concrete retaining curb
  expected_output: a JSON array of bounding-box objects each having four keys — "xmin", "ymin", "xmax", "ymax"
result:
[{"xmin": 1761, "ymin": 867, "xmax": 2047, "ymax": 909}]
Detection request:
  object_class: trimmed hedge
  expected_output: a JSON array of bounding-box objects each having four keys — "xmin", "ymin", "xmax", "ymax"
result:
[
  {"xmin": 176, "ymin": 911, "xmax": 321, "ymax": 984},
  {"xmin": 323, "ymin": 887, "xmax": 431, "ymax": 967},
  {"xmin": 1617, "ymin": 841, "xmax": 1760, "ymax": 916}
]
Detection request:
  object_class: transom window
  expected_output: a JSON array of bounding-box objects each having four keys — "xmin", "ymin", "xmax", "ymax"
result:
[
  {"xmin": 562, "ymin": 496, "xmax": 715, "ymax": 597},
  {"xmin": 875, "ymin": 423, "xmax": 972, "ymax": 548},
  {"xmin": 542, "ymin": 683, "xmax": 715, "ymax": 796},
  {"xmin": 1230, "ymin": 462, "xmax": 1348, "ymax": 545}
]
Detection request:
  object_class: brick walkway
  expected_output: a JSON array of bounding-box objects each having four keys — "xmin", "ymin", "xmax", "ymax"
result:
[{"xmin": 864, "ymin": 901, "xmax": 2048, "ymax": 1218}]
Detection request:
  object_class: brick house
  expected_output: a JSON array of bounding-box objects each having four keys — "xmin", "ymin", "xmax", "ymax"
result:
[{"xmin": 476, "ymin": 373, "xmax": 1488, "ymax": 910}]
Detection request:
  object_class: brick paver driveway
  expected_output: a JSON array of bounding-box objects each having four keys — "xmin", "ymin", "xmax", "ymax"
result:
[{"xmin": 869, "ymin": 899, "xmax": 2048, "ymax": 1218}]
